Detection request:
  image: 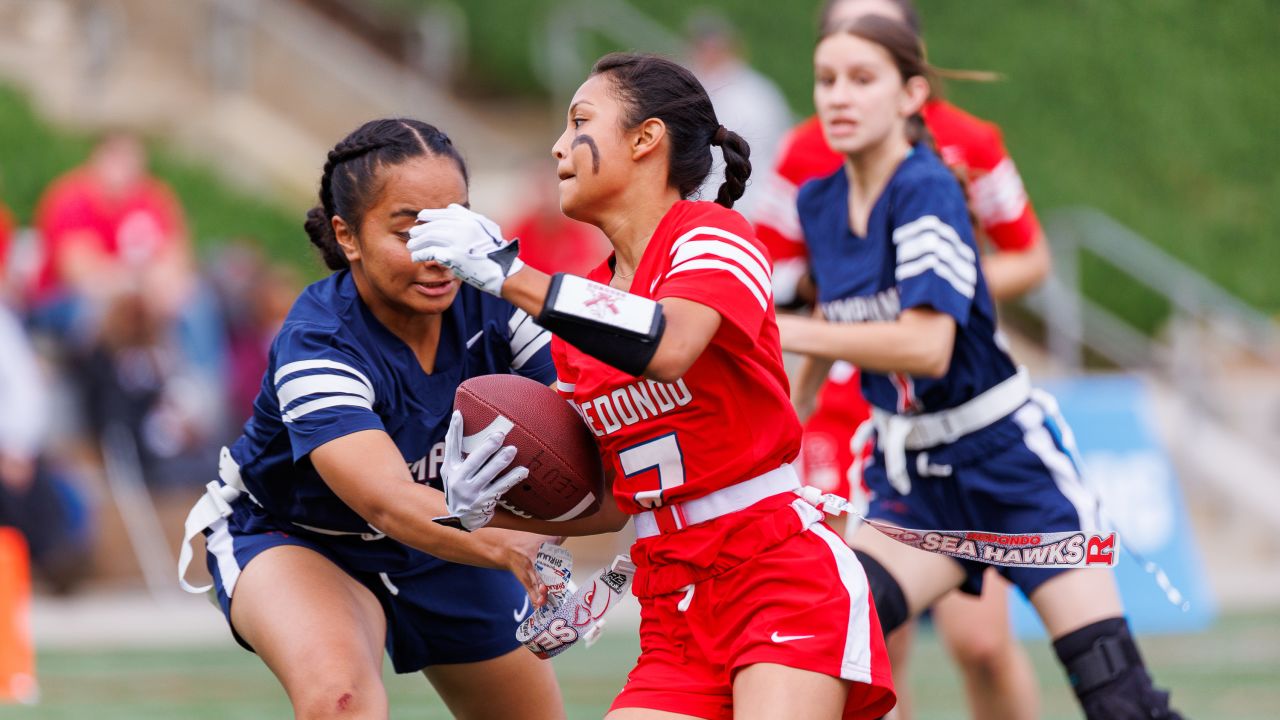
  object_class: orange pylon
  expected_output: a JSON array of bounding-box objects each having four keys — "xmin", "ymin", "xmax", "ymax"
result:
[{"xmin": 0, "ymin": 527, "xmax": 36, "ymax": 704}]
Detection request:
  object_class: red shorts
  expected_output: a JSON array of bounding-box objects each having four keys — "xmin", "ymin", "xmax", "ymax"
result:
[{"xmin": 613, "ymin": 496, "xmax": 896, "ymax": 719}]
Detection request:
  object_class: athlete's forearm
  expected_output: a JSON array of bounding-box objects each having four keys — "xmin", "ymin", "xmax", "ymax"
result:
[
  {"xmin": 981, "ymin": 233, "xmax": 1051, "ymax": 301},
  {"xmin": 500, "ymin": 265, "xmax": 554, "ymax": 318},
  {"xmin": 791, "ymin": 354, "xmax": 833, "ymax": 422},
  {"xmin": 777, "ymin": 310, "xmax": 955, "ymax": 378}
]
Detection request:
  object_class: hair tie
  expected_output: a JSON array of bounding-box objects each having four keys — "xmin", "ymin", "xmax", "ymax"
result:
[{"xmin": 712, "ymin": 125, "xmax": 729, "ymax": 146}]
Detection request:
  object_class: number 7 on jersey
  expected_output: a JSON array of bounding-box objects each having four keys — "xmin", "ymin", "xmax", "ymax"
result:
[{"xmin": 618, "ymin": 432, "xmax": 686, "ymax": 509}]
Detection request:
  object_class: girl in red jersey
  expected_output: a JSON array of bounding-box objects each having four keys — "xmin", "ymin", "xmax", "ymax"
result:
[{"xmin": 411, "ymin": 52, "xmax": 896, "ymax": 720}]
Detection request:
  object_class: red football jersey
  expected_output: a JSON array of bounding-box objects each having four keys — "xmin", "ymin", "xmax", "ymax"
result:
[{"xmin": 551, "ymin": 201, "xmax": 801, "ymax": 515}]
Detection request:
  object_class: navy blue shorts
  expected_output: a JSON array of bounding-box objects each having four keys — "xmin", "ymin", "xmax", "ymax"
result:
[
  {"xmin": 864, "ymin": 394, "xmax": 1103, "ymax": 598},
  {"xmin": 204, "ymin": 500, "xmax": 528, "ymax": 673}
]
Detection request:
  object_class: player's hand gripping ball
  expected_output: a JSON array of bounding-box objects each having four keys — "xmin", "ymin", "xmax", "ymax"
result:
[{"xmin": 452, "ymin": 374, "xmax": 604, "ymax": 522}]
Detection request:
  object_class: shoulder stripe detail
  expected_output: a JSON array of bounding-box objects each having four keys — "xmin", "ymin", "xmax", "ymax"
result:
[
  {"xmin": 277, "ymin": 374, "xmax": 375, "ymax": 410},
  {"xmin": 282, "ymin": 395, "xmax": 374, "ymax": 423},
  {"xmin": 508, "ymin": 308, "xmax": 531, "ymax": 335},
  {"xmin": 508, "ymin": 309, "xmax": 545, "ymax": 355},
  {"xmin": 556, "ymin": 380, "xmax": 576, "ymax": 393},
  {"xmin": 666, "ymin": 258, "xmax": 768, "ymax": 310},
  {"xmin": 896, "ymin": 255, "xmax": 976, "ymax": 299},
  {"xmin": 753, "ymin": 172, "xmax": 803, "ymax": 242},
  {"xmin": 670, "ymin": 238, "xmax": 771, "ymax": 297},
  {"xmin": 670, "ymin": 225, "xmax": 770, "ymax": 273},
  {"xmin": 511, "ymin": 330, "xmax": 552, "ymax": 370},
  {"xmin": 896, "ymin": 233, "xmax": 977, "ymax": 285},
  {"xmin": 892, "ymin": 215, "xmax": 975, "ymax": 263},
  {"xmin": 969, "ymin": 158, "xmax": 1028, "ymax": 227},
  {"xmin": 274, "ymin": 359, "xmax": 373, "ymax": 391}
]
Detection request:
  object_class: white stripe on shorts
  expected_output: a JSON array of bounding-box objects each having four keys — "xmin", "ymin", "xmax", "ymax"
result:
[
  {"xmin": 806, "ymin": 517, "xmax": 875, "ymax": 683},
  {"xmin": 1013, "ymin": 401, "xmax": 1102, "ymax": 532},
  {"xmin": 206, "ymin": 518, "xmax": 243, "ymax": 598}
]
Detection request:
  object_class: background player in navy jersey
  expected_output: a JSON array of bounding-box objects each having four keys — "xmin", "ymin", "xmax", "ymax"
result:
[
  {"xmin": 178, "ymin": 118, "xmax": 565, "ymax": 719},
  {"xmin": 767, "ymin": 1, "xmax": 1048, "ymax": 718},
  {"xmin": 776, "ymin": 17, "xmax": 1182, "ymax": 720},
  {"xmin": 410, "ymin": 53, "xmax": 896, "ymax": 720}
]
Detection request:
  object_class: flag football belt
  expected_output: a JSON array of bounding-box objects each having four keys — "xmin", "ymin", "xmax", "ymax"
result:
[
  {"xmin": 178, "ymin": 447, "xmax": 387, "ymax": 594},
  {"xmin": 633, "ymin": 464, "xmax": 801, "ymax": 539},
  {"xmin": 870, "ymin": 367, "xmax": 1031, "ymax": 494}
]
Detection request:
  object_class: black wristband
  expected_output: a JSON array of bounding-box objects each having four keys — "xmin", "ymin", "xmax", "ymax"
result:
[{"xmin": 536, "ymin": 273, "xmax": 665, "ymax": 377}]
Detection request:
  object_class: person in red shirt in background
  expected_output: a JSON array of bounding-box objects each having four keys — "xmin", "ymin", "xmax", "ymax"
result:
[
  {"xmin": 754, "ymin": 1, "xmax": 1050, "ymax": 718},
  {"xmin": 30, "ymin": 132, "xmax": 191, "ymax": 340},
  {"xmin": 504, "ymin": 166, "xmax": 612, "ymax": 278}
]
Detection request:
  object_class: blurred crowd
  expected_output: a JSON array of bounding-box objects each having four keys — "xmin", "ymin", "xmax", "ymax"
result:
[{"xmin": 0, "ymin": 132, "xmax": 300, "ymax": 594}]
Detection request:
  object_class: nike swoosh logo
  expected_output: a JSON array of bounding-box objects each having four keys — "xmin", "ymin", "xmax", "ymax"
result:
[
  {"xmin": 513, "ymin": 595, "xmax": 530, "ymax": 622},
  {"xmin": 771, "ymin": 632, "xmax": 815, "ymax": 643},
  {"xmin": 467, "ymin": 330, "xmax": 484, "ymax": 348}
]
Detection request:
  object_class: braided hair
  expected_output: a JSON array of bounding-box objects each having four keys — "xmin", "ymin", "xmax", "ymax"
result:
[
  {"xmin": 590, "ymin": 52, "xmax": 751, "ymax": 209},
  {"xmin": 304, "ymin": 118, "xmax": 468, "ymax": 270}
]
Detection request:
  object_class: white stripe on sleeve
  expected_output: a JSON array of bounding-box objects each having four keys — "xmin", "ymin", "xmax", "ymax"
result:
[
  {"xmin": 895, "ymin": 232, "xmax": 977, "ymax": 285},
  {"xmin": 666, "ymin": 258, "xmax": 768, "ymax": 310},
  {"xmin": 670, "ymin": 226, "xmax": 771, "ymax": 275},
  {"xmin": 892, "ymin": 215, "xmax": 976, "ymax": 263},
  {"xmin": 274, "ymin": 359, "xmax": 373, "ymax": 391},
  {"xmin": 282, "ymin": 395, "xmax": 374, "ymax": 423},
  {"xmin": 277, "ymin": 374, "xmax": 375, "ymax": 410},
  {"xmin": 969, "ymin": 159, "xmax": 1028, "ymax": 227},
  {"xmin": 670, "ymin": 239, "xmax": 772, "ymax": 298},
  {"xmin": 511, "ymin": 330, "xmax": 552, "ymax": 370},
  {"xmin": 895, "ymin": 254, "xmax": 976, "ymax": 299},
  {"xmin": 556, "ymin": 380, "xmax": 576, "ymax": 393}
]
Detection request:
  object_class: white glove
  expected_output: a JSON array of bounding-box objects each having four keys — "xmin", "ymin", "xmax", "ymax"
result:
[
  {"xmin": 433, "ymin": 410, "xmax": 529, "ymax": 531},
  {"xmin": 409, "ymin": 204, "xmax": 525, "ymax": 296}
]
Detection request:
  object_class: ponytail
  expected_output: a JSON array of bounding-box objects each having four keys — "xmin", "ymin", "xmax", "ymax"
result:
[{"xmin": 710, "ymin": 125, "xmax": 751, "ymax": 209}]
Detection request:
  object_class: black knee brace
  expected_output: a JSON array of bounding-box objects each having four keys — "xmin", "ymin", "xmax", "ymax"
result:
[
  {"xmin": 1052, "ymin": 617, "xmax": 1183, "ymax": 720},
  {"xmin": 854, "ymin": 550, "xmax": 909, "ymax": 636}
]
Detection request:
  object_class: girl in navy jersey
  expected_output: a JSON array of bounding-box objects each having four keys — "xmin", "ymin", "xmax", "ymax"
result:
[
  {"xmin": 178, "ymin": 118, "xmax": 565, "ymax": 719},
  {"xmin": 776, "ymin": 16, "xmax": 1182, "ymax": 720},
  {"xmin": 412, "ymin": 53, "xmax": 896, "ymax": 719}
]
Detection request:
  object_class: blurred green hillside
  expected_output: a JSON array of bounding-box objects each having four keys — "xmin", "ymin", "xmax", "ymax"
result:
[{"xmin": 390, "ymin": 0, "xmax": 1279, "ymax": 320}]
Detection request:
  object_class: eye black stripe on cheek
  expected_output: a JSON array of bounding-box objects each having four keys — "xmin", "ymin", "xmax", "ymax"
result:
[{"xmin": 571, "ymin": 135, "xmax": 601, "ymax": 175}]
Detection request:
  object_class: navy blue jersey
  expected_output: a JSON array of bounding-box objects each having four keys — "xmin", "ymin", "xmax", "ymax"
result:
[
  {"xmin": 230, "ymin": 270, "xmax": 554, "ymax": 535},
  {"xmin": 797, "ymin": 144, "xmax": 1017, "ymax": 414}
]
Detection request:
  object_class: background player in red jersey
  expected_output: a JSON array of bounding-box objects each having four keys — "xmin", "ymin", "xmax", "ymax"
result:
[
  {"xmin": 411, "ymin": 52, "xmax": 896, "ymax": 720},
  {"xmin": 754, "ymin": 1, "xmax": 1049, "ymax": 718}
]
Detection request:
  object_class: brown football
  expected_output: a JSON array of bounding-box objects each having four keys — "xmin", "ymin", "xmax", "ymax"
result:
[{"xmin": 454, "ymin": 374, "xmax": 604, "ymax": 521}]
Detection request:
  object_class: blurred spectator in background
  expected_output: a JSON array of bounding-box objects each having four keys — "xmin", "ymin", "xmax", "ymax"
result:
[
  {"xmin": 30, "ymin": 132, "xmax": 227, "ymax": 490},
  {"xmin": 503, "ymin": 165, "xmax": 610, "ymax": 277},
  {"xmin": 30, "ymin": 132, "xmax": 188, "ymax": 342},
  {"xmin": 208, "ymin": 241, "xmax": 301, "ymax": 430},
  {"xmin": 0, "ymin": 220, "xmax": 92, "ymax": 595},
  {"xmin": 685, "ymin": 10, "xmax": 792, "ymax": 222}
]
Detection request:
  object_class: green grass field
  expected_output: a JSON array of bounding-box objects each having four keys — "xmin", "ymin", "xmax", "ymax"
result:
[{"xmin": 3, "ymin": 608, "xmax": 1277, "ymax": 719}]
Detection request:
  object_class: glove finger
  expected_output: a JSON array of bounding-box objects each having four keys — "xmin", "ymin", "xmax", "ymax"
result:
[
  {"xmin": 482, "ymin": 463, "xmax": 529, "ymax": 502},
  {"xmin": 416, "ymin": 205, "xmax": 466, "ymax": 223},
  {"xmin": 410, "ymin": 244, "xmax": 462, "ymax": 266},
  {"xmin": 472, "ymin": 444, "xmax": 519, "ymax": 487},
  {"xmin": 456, "ymin": 432, "xmax": 507, "ymax": 483},
  {"xmin": 444, "ymin": 410, "xmax": 464, "ymax": 469}
]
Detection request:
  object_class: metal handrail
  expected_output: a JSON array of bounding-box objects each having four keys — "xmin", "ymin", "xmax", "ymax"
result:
[{"xmin": 1038, "ymin": 207, "xmax": 1280, "ymax": 371}]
